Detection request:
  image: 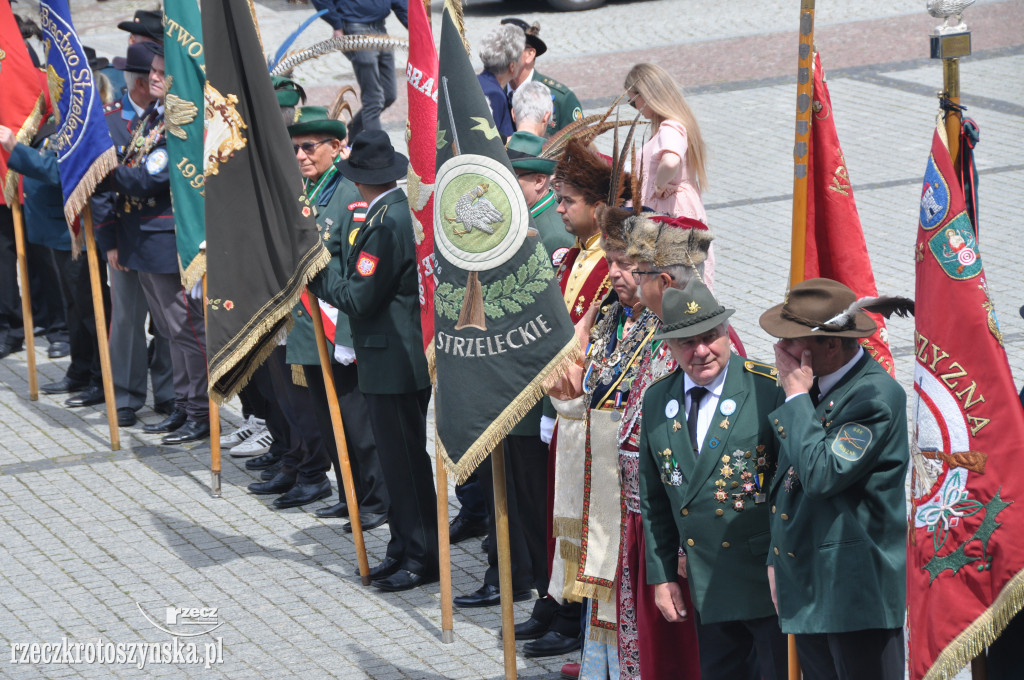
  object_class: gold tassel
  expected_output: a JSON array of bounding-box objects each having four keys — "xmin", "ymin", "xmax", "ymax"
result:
[
  {"xmin": 63, "ymin": 148, "xmax": 118, "ymax": 228},
  {"xmin": 209, "ymin": 241, "xmax": 332, "ymax": 403},
  {"xmin": 444, "ymin": 0, "xmax": 471, "ymax": 55},
  {"xmin": 588, "ymin": 623, "xmax": 617, "ymax": 646},
  {"xmin": 553, "ymin": 517, "xmax": 583, "ymax": 540},
  {"xmin": 570, "ymin": 579, "xmax": 614, "ymax": 603},
  {"xmin": 2, "ymin": 93, "xmax": 47, "ymax": 205},
  {"xmin": 180, "ymin": 251, "xmax": 207, "ymax": 294},
  {"xmin": 291, "ymin": 364, "xmax": 307, "ymax": 387}
]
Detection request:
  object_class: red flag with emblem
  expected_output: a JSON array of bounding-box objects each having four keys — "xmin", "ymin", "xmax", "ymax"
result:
[
  {"xmin": 405, "ymin": 0, "xmax": 439, "ymax": 368},
  {"xmin": 0, "ymin": 4, "xmax": 50, "ymax": 204},
  {"xmin": 804, "ymin": 52, "xmax": 895, "ymax": 374},
  {"xmin": 907, "ymin": 121, "xmax": 1024, "ymax": 679}
]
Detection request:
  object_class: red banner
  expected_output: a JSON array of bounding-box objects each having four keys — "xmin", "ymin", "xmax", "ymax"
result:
[
  {"xmin": 405, "ymin": 0, "xmax": 439, "ymax": 366},
  {"xmin": 908, "ymin": 123, "xmax": 1024, "ymax": 679},
  {"xmin": 804, "ymin": 52, "xmax": 894, "ymax": 374},
  {"xmin": 0, "ymin": 4, "xmax": 49, "ymax": 204}
]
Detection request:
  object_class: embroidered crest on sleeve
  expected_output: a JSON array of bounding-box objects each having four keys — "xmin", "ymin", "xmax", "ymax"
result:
[
  {"xmin": 356, "ymin": 251, "xmax": 379, "ymax": 277},
  {"xmin": 146, "ymin": 149, "xmax": 169, "ymax": 175},
  {"xmin": 831, "ymin": 422, "xmax": 872, "ymax": 461}
]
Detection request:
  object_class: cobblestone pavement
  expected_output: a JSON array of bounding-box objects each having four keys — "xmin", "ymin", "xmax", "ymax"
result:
[{"xmin": 2, "ymin": 1, "xmax": 1023, "ymax": 678}]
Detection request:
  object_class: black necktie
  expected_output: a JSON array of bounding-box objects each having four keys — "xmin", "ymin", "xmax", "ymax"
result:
[
  {"xmin": 687, "ymin": 386, "xmax": 707, "ymax": 453},
  {"xmin": 810, "ymin": 377, "xmax": 821, "ymax": 407}
]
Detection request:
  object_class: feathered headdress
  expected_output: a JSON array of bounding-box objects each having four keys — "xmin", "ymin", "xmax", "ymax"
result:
[
  {"xmin": 553, "ymin": 137, "xmax": 631, "ymax": 206},
  {"xmin": 624, "ymin": 213, "xmax": 713, "ymax": 269},
  {"xmin": 812, "ymin": 296, "xmax": 915, "ymax": 332},
  {"xmin": 596, "ymin": 204, "xmax": 633, "ymax": 252}
]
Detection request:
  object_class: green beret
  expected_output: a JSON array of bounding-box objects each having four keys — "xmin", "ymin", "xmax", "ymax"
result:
[
  {"xmin": 506, "ymin": 131, "xmax": 555, "ymax": 175},
  {"xmin": 272, "ymin": 75, "xmax": 306, "ymax": 108},
  {"xmin": 287, "ymin": 106, "xmax": 347, "ymax": 141}
]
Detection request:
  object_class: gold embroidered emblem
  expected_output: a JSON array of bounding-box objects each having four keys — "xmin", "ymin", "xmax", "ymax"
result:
[
  {"xmin": 204, "ymin": 83, "xmax": 248, "ymax": 176},
  {"xmin": 828, "ymin": 159, "xmax": 851, "ymax": 196},
  {"xmin": 47, "ymin": 64, "xmax": 65, "ymax": 123},
  {"xmin": 719, "ymin": 417, "xmax": 730, "ymax": 430},
  {"xmin": 685, "ymin": 301, "xmax": 700, "ymax": 315},
  {"xmin": 672, "ymin": 420, "xmax": 682, "ymax": 432},
  {"xmin": 164, "ymin": 79, "xmax": 199, "ymax": 141}
]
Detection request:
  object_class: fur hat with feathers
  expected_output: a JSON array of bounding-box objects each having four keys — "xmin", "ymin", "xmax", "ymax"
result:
[
  {"xmin": 625, "ymin": 213, "xmax": 713, "ymax": 268},
  {"xmin": 596, "ymin": 205, "xmax": 633, "ymax": 252},
  {"xmin": 553, "ymin": 138, "xmax": 631, "ymax": 207}
]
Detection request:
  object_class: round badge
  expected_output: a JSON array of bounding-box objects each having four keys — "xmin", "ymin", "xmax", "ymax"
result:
[
  {"xmin": 720, "ymin": 399, "xmax": 737, "ymax": 416},
  {"xmin": 665, "ymin": 399, "xmax": 679, "ymax": 419}
]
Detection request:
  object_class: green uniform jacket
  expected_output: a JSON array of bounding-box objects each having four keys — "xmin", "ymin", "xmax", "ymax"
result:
[
  {"xmin": 512, "ymin": 189, "xmax": 576, "ymax": 436},
  {"xmin": 639, "ymin": 355, "xmax": 781, "ymax": 624},
  {"xmin": 310, "ymin": 189, "xmax": 430, "ymax": 395},
  {"xmin": 286, "ymin": 173, "xmax": 367, "ymax": 365},
  {"xmin": 767, "ymin": 352, "xmax": 908, "ymax": 634},
  {"xmin": 534, "ymin": 71, "xmax": 583, "ymax": 137}
]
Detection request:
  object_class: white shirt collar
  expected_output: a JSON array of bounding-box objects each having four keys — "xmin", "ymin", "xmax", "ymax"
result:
[
  {"xmin": 508, "ymin": 69, "xmax": 534, "ymax": 94},
  {"xmin": 127, "ymin": 93, "xmax": 148, "ymax": 118},
  {"xmin": 366, "ymin": 185, "xmax": 403, "ymax": 214},
  {"xmin": 683, "ymin": 361, "xmax": 729, "ymax": 401},
  {"xmin": 817, "ymin": 347, "xmax": 864, "ymax": 399}
]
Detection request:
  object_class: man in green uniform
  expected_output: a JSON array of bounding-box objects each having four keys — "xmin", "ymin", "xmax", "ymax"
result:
[
  {"xmin": 508, "ymin": 131, "xmax": 574, "ymax": 267},
  {"xmin": 278, "ymin": 107, "xmax": 389, "ymax": 527},
  {"xmin": 639, "ymin": 281, "xmax": 787, "ymax": 680},
  {"xmin": 501, "ymin": 18, "xmax": 583, "ymax": 137},
  {"xmin": 310, "ymin": 130, "xmax": 436, "ymax": 593},
  {"xmin": 759, "ymin": 278, "xmax": 908, "ymax": 680}
]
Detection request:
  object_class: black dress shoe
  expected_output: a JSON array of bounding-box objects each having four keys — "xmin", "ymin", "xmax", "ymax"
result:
[
  {"xmin": 0, "ymin": 340, "xmax": 23, "ymax": 359},
  {"xmin": 315, "ymin": 500, "xmax": 349, "ymax": 518},
  {"xmin": 368, "ymin": 557, "xmax": 400, "ymax": 582},
  {"xmin": 273, "ymin": 479, "xmax": 332, "ymax": 509},
  {"xmin": 510, "ymin": 616, "xmax": 550, "ymax": 640},
  {"xmin": 343, "ymin": 511, "xmax": 387, "ymax": 533},
  {"xmin": 448, "ymin": 514, "xmax": 488, "ymax": 544},
  {"xmin": 47, "ymin": 341, "xmax": 70, "ymax": 359},
  {"xmin": 65, "ymin": 385, "xmax": 104, "ymax": 407},
  {"xmin": 248, "ymin": 471, "xmax": 297, "ymax": 495},
  {"xmin": 41, "ymin": 376, "xmax": 88, "ymax": 395},
  {"xmin": 260, "ymin": 463, "xmax": 283, "ymax": 481},
  {"xmin": 144, "ymin": 409, "xmax": 187, "ymax": 433},
  {"xmin": 117, "ymin": 408, "xmax": 137, "ymax": 427},
  {"xmin": 162, "ymin": 420, "xmax": 210, "ymax": 445},
  {"xmin": 455, "ymin": 583, "xmax": 532, "ymax": 608},
  {"xmin": 374, "ymin": 569, "xmax": 438, "ymax": 593},
  {"xmin": 153, "ymin": 399, "xmax": 176, "ymax": 416},
  {"xmin": 523, "ymin": 631, "xmax": 581, "ymax": 658},
  {"xmin": 245, "ymin": 450, "xmax": 282, "ymax": 470}
]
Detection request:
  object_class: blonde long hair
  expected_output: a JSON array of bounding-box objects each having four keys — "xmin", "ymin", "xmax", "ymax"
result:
[{"xmin": 624, "ymin": 63, "xmax": 708, "ymax": 192}]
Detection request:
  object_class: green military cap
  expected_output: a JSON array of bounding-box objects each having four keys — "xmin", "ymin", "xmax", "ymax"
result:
[
  {"xmin": 506, "ymin": 131, "xmax": 555, "ymax": 175},
  {"xmin": 287, "ymin": 106, "xmax": 347, "ymax": 141},
  {"xmin": 272, "ymin": 75, "xmax": 307, "ymax": 108},
  {"xmin": 655, "ymin": 278, "xmax": 735, "ymax": 340}
]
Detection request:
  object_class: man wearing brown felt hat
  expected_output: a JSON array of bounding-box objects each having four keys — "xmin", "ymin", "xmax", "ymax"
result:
[{"xmin": 759, "ymin": 277, "xmax": 911, "ymax": 680}]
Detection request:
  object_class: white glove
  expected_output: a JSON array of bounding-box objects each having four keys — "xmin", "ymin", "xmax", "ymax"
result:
[
  {"xmin": 189, "ymin": 280, "xmax": 203, "ymax": 300},
  {"xmin": 334, "ymin": 344, "xmax": 356, "ymax": 366},
  {"xmin": 540, "ymin": 415, "xmax": 555, "ymax": 444}
]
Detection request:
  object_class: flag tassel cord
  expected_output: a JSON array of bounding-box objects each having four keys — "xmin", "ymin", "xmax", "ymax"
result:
[
  {"xmin": 436, "ymin": 336, "xmax": 581, "ymax": 484},
  {"xmin": 1, "ymin": 94, "xmax": 48, "ymax": 205},
  {"xmin": 180, "ymin": 251, "xmax": 207, "ymax": 295},
  {"xmin": 208, "ymin": 242, "xmax": 332, "ymax": 402}
]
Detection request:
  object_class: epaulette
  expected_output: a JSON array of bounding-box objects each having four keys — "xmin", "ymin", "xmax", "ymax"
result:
[
  {"xmin": 744, "ymin": 360, "xmax": 779, "ymax": 381},
  {"xmin": 649, "ymin": 367, "xmax": 681, "ymax": 389},
  {"xmin": 541, "ymin": 76, "xmax": 571, "ymax": 95},
  {"xmin": 104, "ymin": 101, "xmax": 122, "ymax": 115}
]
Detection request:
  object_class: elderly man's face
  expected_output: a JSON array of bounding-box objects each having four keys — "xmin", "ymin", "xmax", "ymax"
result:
[
  {"xmin": 666, "ymin": 325, "xmax": 731, "ymax": 386},
  {"xmin": 606, "ymin": 249, "xmax": 638, "ymax": 307},
  {"xmin": 292, "ymin": 134, "xmax": 340, "ymax": 179},
  {"xmin": 148, "ymin": 56, "xmax": 166, "ymax": 99}
]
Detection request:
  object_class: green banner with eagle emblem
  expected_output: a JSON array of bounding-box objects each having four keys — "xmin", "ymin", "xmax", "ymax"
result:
[
  {"xmin": 433, "ymin": 0, "xmax": 579, "ymax": 482},
  {"xmin": 162, "ymin": 0, "xmax": 205, "ymax": 290}
]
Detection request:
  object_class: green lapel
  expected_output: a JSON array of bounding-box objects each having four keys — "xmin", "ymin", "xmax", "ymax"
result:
[{"xmin": 681, "ymin": 355, "xmax": 749, "ymax": 508}]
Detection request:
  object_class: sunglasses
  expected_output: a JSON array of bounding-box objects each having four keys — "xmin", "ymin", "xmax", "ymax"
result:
[{"xmin": 293, "ymin": 139, "xmax": 332, "ymax": 155}]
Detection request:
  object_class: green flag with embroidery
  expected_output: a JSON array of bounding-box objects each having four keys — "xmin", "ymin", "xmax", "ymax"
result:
[
  {"xmin": 432, "ymin": 0, "xmax": 579, "ymax": 482},
  {"xmin": 163, "ymin": 0, "xmax": 205, "ymax": 290}
]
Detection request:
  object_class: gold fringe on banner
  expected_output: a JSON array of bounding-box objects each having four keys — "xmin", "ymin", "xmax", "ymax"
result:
[
  {"xmin": 180, "ymin": 250, "xmax": 207, "ymax": 294},
  {"xmin": 436, "ymin": 335, "xmax": 582, "ymax": 483},
  {"xmin": 443, "ymin": 0, "xmax": 471, "ymax": 55},
  {"xmin": 208, "ymin": 241, "xmax": 331, "ymax": 403},
  {"xmin": 559, "ymin": 539, "xmax": 584, "ymax": 603},
  {"xmin": 63, "ymin": 148, "xmax": 118, "ymax": 231},
  {"xmin": 291, "ymin": 364, "xmax": 307, "ymax": 387},
  {"xmin": 923, "ymin": 567, "xmax": 1024, "ymax": 680},
  {"xmin": 570, "ymin": 578, "xmax": 614, "ymax": 604},
  {"xmin": 588, "ymin": 620, "xmax": 617, "ymax": 646},
  {"xmin": 1, "ymin": 93, "xmax": 47, "ymax": 205},
  {"xmin": 553, "ymin": 517, "xmax": 583, "ymax": 540}
]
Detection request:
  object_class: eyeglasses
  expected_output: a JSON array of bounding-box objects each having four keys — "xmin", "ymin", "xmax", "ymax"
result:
[
  {"xmin": 631, "ymin": 270, "xmax": 673, "ymax": 283},
  {"xmin": 293, "ymin": 139, "xmax": 332, "ymax": 155},
  {"xmin": 626, "ymin": 91, "xmax": 641, "ymax": 109}
]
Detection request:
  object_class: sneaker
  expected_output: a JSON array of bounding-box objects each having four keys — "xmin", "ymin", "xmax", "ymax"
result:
[
  {"xmin": 220, "ymin": 415, "xmax": 263, "ymax": 448},
  {"xmin": 229, "ymin": 429, "xmax": 274, "ymax": 457}
]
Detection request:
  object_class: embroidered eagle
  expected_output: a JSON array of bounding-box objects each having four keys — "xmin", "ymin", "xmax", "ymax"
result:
[
  {"xmin": 444, "ymin": 184, "xmax": 503, "ymax": 236},
  {"xmin": 165, "ymin": 77, "xmax": 199, "ymax": 141}
]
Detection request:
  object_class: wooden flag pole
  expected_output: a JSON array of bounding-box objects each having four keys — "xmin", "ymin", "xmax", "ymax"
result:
[
  {"xmin": 789, "ymin": 0, "xmax": 815, "ymax": 291},
  {"xmin": 435, "ymin": 421, "xmax": 455, "ymax": 642},
  {"xmin": 82, "ymin": 207, "xmax": 119, "ymax": 451},
  {"xmin": 308, "ymin": 287, "xmax": 370, "ymax": 585},
  {"xmin": 786, "ymin": 2, "xmax": 815, "ymax": 677},
  {"xmin": 203, "ymin": 274, "xmax": 222, "ymax": 497},
  {"xmin": 492, "ymin": 441, "xmax": 518, "ymax": 680},
  {"xmin": 10, "ymin": 201, "xmax": 37, "ymax": 400}
]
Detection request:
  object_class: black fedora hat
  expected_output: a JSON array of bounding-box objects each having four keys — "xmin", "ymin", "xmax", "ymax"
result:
[
  {"xmin": 337, "ymin": 131, "xmax": 408, "ymax": 185},
  {"xmin": 83, "ymin": 46, "xmax": 109, "ymax": 71},
  {"xmin": 112, "ymin": 41, "xmax": 158, "ymax": 72},
  {"xmin": 500, "ymin": 18, "xmax": 547, "ymax": 57},
  {"xmin": 117, "ymin": 10, "xmax": 163, "ymax": 43}
]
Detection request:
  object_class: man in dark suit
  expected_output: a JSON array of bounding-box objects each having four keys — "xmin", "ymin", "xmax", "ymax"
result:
[
  {"xmin": 759, "ymin": 278, "xmax": 909, "ymax": 680},
  {"xmin": 640, "ymin": 281, "xmax": 787, "ymax": 680},
  {"xmin": 310, "ymin": 130, "xmax": 436, "ymax": 592}
]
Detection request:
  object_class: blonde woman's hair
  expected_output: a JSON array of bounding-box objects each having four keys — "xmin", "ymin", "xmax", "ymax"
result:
[
  {"xmin": 624, "ymin": 63, "xmax": 708, "ymax": 192},
  {"xmin": 94, "ymin": 71, "xmax": 117, "ymax": 106}
]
